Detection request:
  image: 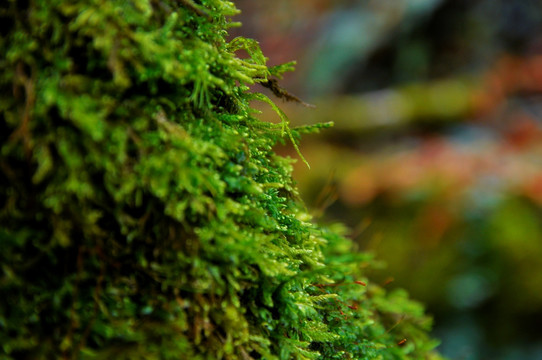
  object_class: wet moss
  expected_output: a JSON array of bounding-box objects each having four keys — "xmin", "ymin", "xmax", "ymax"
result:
[{"xmin": 0, "ymin": 1, "xmax": 442, "ymax": 359}]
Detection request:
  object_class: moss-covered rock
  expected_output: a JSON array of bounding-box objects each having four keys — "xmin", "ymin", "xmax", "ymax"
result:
[{"xmin": 0, "ymin": 1, "xmax": 442, "ymax": 359}]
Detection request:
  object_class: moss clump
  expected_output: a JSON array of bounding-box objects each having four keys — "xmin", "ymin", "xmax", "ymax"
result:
[{"xmin": 0, "ymin": 1, "xmax": 442, "ymax": 359}]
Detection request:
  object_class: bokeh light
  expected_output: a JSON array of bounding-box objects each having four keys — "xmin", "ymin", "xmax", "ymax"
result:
[{"xmin": 232, "ymin": 1, "xmax": 542, "ymax": 359}]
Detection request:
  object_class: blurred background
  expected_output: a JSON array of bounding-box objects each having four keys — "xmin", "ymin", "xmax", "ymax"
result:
[{"xmin": 231, "ymin": 1, "xmax": 542, "ymax": 359}]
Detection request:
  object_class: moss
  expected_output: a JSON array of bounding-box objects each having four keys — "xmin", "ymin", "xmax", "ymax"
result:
[{"xmin": 0, "ymin": 1, "xmax": 442, "ymax": 359}]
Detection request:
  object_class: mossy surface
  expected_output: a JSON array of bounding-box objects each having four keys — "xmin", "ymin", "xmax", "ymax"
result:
[{"xmin": 0, "ymin": 1, "xmax": 442, "ymax": 359}]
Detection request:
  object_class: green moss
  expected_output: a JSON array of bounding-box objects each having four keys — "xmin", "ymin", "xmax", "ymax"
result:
[{"xmin": 0, "ymin": 1, "xmax": 442, "ymax": 359}]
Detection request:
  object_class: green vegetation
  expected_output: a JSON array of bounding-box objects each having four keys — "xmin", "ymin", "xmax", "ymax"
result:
[{"xmin": 0, "ymin": 1, "xmax": 441, "ymax": 358}]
